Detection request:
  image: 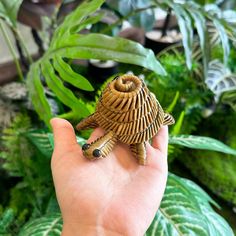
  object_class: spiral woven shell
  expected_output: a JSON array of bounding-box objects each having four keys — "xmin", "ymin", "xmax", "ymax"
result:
[
  {"xmin": 76, "ymin": 74, "xmax": 175, "ymax": 165},
  {"xmin": 95, "ymin": 75, "xmax": 164, "ymax": 144}
]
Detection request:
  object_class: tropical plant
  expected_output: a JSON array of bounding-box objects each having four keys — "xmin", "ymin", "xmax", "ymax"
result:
[
  {"xmin": 27, "ymin": 0, "xmax": 166, "ymax": 127},
  {"xmin": 102, "ymin": 0, "xmax": 236, "ymax": 73}
]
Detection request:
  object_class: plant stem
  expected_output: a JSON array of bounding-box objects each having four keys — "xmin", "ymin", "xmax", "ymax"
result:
[
  {"xmin": 162, "ymin": 8, "xmax": 171, "ymax": 37},
  {"xmin": 101, "ymin": 5, "xmax": 156, "ymax": 34},
  {"xmin": 0, "ymin": 20, "xmax": 24, "ymax": 81},
  {"xmin": 15, "ymin": 29, "xmax": 33, "ymax": 64},
  {"xmin": 31, "ymin": 28, "xmax": 44, "ymax": 55},
  {"xmin": 15, "ymin": 34, "xmax": 29, "ymax": 70}
]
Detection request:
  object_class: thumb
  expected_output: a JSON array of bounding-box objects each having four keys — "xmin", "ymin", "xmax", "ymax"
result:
[{"xmin": 50, "ymin": 118, "xmax": 78, "ymax": 155}]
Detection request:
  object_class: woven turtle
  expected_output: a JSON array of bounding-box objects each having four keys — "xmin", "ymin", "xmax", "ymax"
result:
[{"xmin": 76, "ymin": 74, "xmax": 175, "ymax": 165}]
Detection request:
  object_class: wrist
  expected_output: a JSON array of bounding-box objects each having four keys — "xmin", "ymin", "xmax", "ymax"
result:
[{"xmin": 62, "ymin": 224, "xmax": 124, "ymax": 236}]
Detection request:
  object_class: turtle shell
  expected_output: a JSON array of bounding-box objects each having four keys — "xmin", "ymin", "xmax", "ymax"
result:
[{"xmin": 94, "ymin": 75, "xmax": 165, "ymax": 144}]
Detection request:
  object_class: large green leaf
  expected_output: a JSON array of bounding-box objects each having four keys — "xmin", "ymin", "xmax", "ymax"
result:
[
  {"xmin": 169, "ymin": 134, "xmax": 236, "ymax": 155},
  {"xmin": 18, "ymin": 213, "xmax": 62, "ymax": 236},
  {"xmin": 53, "ymin": 56, "xmax": 93, "ymax": 91},
  {"xmin": 27, "ymin": 0, "xmax": 166, "ymax": 127},
  {"xmin": 52, "ymin": 0, "xmax": 104, "ymax": 42},
  {"xmin": 204, "ymin": 4, "xmax": 230, "ymax": 64},
  {"xmin": 0, "ymin": 0, "xmax": 23, "ymax": 28},
  {"xmin": 51, "ymin": 33, "xmax": 165, "ymax": 74},
  {"xmin": 41, "ymin": 60, "xmax": 90, "ymax": 118},
  {"xmin": 26, "ymin": 63, "xmax": 52, "ymax": 128},
  {"xmin": 186, "ymin": 2, "xmax": 209, "ymax": 74},
  {"xmin": 146, "ymin": 173, "xmax": 234, "ymax": 236},
  {"xmin": 167, "ymin": 1, "xmax": 193, "ymax": 69}
]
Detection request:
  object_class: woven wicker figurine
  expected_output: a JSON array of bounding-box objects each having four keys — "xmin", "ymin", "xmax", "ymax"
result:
[{"xmin": 76, "ymin": 74, "xmax": 175, "ymax": 165}]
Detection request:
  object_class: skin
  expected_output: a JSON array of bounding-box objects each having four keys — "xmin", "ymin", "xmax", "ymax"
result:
[{"xmin": 50, "ymin": 118, "xmax": 168, "ymax": 236}]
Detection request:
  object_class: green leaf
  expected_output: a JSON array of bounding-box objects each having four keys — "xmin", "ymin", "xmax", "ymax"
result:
[
  {"xmin": 0, "ymin": 0, "xmax": 23, "ymax": 28},
  {"xmin": 41, "ymin": 60, "xmax": 90, "ymax": 118},
  {"xmin": 169, "ymin": 134, "xmax": 236, "ymax": 155},
  {"xmin": 186, "ymin": 2, "xmax": 209, "ymax": 74},
  {"xmin": 166, "ymin": 91, "xmax": 179, "ymax": 113},
  {"xmin": 52, "ymin": 0, "xmax": 105, "ymax": 42},
  {"xmin": 146, "ymin": 173, "xmax": 234, "ymax": 236},
  {"xmin": 26, "ymin": 63, "xmax": 52, "ymax": 127},
  {"xmin": 212, "ymin": 19, "xmax": 230, "ymax": 65},
  {"xmin": 19, "ymin": 213, "xmax": 62, "ymax": 236},
  {"xmin": 25, "ymin": 130, "xmax": 54, "ymax": 158},
  {"xmin": 168, "ymin": 2, "xmax": 193, "ymax": 69},
  {"xmin": 0, "ymin": 208, "xmax": 15, "ymax": 234},
  {"xmin": 71, "ymin": 11, "xmax": 105, "ymax": 34},
  {"xmin": 206, "ymin": 60, "xmax": 236, "ymax": 102},
  {"xmin": 45, "ymin": 195, "xmax": 60, "ymax": 214},
  {"xmin": 53, "ymin": 56, "xmax": 93, "ymax": 91},
  {"xmin": 171, "ymin": 111, "xmax": 185, "ymax": 135},
  {"xmin": 53, "ymin": 33, "xmax": 166, "ymax": 75}
]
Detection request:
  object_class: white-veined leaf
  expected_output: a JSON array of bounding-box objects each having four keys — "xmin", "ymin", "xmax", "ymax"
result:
[
  {"xmin": 206, "ymin": 60, "xmax": 236, "ymax": 101},
  {"xmin": 19, "ymin": 214, "xmax": 62, "ymax": 236},
  {"xmin": 169, "ymin": 134, "xmax": 236, "ymax": 155},
  {"xmin": 146, "ymin": 173, "xmax": 234, "ymax": 236},
  {"xmin": 18, "ymin": 174, "xmax": 233, "ymax": 236}
]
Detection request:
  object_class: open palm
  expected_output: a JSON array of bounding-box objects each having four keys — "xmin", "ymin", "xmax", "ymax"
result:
[{"xmin": 51, "ymin": 118, "xmax": 168, "ymax": 236}]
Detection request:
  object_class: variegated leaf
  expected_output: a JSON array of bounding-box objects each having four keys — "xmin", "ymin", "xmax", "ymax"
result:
[
  {"xmin": 206, "ymin": 60, "xmax": 236, "ymax": 101},
  {"xmin": 146, "ymin": 173, "xmax": 234, "ymax": 236},
  {"xmin": 19, "ymin": 214, "xmax": 62, "ymax": 236},
  {"xmin": 169, "ymin": 134, "xmax": 236, "ymax": 155}
]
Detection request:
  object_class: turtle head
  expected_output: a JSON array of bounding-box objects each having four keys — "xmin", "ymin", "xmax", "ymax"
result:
[{"xmin": 82, "ymin": 143, "xmax": 102, "ymax": 160}]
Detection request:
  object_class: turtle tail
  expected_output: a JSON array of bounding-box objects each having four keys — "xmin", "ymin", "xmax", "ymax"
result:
[{"xmin": 163, "ymin": 113, "xmax": 175, "ymax": 126}]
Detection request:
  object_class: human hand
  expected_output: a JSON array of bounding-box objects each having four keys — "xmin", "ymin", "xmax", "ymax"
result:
[{"xmin": 50, "ymin": 118, "xmax": 168, "ymax": 236}]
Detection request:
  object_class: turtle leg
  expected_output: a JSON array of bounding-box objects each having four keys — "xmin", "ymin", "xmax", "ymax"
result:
[
  {"xmin": 82, "ymin": 131, "xmax": 117, "ymax": 160},
  {"xmin": 130, "ymin": 142, "xmax": 147, "ymax": 165},
  {"xmin": 163, "ymin": 113, "xmax": 175, "ymax": 126},
  {"xmin": 76, "ymin": 114, "xmax": 98, "ymax": 130}
]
